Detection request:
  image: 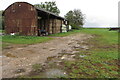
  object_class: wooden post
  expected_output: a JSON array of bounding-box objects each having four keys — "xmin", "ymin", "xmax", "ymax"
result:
[
  {"xmin": 47, "ymin": 14, "xmax": 50, "ymax": 34},
  {"xmin": 60, "ymin": 20, "xmax": 62, "ymax": 33},
  {"xmin": 52, "ymin": 19, "xmax": 54, "ymax": 34}
]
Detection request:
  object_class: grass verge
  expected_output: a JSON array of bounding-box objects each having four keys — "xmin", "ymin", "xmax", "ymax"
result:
[{"xmin": 2, "ymin": 35, "xmax": 53, "ymax": 44}]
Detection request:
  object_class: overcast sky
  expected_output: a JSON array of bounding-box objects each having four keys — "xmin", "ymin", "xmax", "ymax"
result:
[{"xmin": 0, "ymin": 0, "xmax": 119, "ymax": 28}]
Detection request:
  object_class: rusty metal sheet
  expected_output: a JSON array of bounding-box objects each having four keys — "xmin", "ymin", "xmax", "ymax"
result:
[{"xmin": 4, "ymin": 2, "xmax": 38, "ymax": 36}]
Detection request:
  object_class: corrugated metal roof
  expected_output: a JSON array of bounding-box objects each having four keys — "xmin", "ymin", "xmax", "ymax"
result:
[
  {"xmin": 35, "ymin": 7, "xmax": 66, "ymax": 20},
  {"xmin": 3, "ymin": 2, "xmax": 67, "ymax": 20}
]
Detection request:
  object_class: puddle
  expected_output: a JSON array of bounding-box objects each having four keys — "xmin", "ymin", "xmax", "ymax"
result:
[
  {"xmin": 79, "ymin": 55, "xmax": 86, "ymax": 58},
  {"xmin": 37, "ymin": 68, "xmax": 67, "ymax": 78},
  {"xmin": 0, "ymin": 56, "xmax": 6, "ymax": 58},
  {"xmin": 45, "ymin": 69, "xmax": 67, "ymax": 78},
  {"xmin": 72, "ymin": 51, "xmax": 79, "ymax": 54},
  {"xmin": 16, "ymin": 48, "xmax": 23, "ymax": 50}
]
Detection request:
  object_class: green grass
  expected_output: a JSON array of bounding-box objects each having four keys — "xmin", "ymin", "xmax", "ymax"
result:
[
  {"xmin": 2, "ymin": 35, "xmax": 53, "ymax": 44},
  {"xmin": 2, "ymin": 30, "xmax": 81, "ymax": 45},
  {"xmin": 32, "ymin": 63, "xmax": 42, "ymax": 71},
  {"xmin": 80, "ymin": 28, "xmax": 118, "ymax": 44},
  {"xmin": 61, "ymin": 28, "xmax": 119, "ymax": 78},
  {"xmin": 0, "ymin": 30, "xmax": 4, "ymax": 33}
]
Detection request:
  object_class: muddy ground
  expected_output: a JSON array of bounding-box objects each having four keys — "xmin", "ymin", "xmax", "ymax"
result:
[{"xmin": 2, "ymin": 33, "xmax": 93, "ymax": 78}]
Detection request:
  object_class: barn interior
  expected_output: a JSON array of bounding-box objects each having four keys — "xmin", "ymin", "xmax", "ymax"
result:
[{"xmin": 36, "ymin": 8, "xmax": 68, "ymax": 36}]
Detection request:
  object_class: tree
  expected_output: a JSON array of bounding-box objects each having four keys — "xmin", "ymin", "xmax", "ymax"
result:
[
  {"xmin": 34, "ymin": 1, "xmax": 60, "ymax": 15},
  {"xmin": 64, "ymin": 9, "xmax": 85, "ymax": 29}
]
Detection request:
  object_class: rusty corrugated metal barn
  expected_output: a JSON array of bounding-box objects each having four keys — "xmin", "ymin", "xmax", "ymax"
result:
[{"xmin": 3, "ymin": 2, "xmax": 68, "ymax": 36}]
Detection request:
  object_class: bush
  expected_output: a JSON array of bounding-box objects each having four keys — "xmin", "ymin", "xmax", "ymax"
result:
[{"xmin": 71, "ymin": 24, "xmax": 82, "ymax": 30}]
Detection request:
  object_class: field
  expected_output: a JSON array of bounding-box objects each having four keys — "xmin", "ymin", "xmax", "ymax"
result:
[
  {"xmin": 61, "ymin": 29, "xmax": 119, "ymax": 78},
  {"xmin": 24, "ymin": 28, "xmax": 119, "ymax": 78},
  {"xmin": 2, "ymin": 28, "xmax": 119, "ymax": 78}
]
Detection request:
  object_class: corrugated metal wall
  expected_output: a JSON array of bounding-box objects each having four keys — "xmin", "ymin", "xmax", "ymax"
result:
[{"xmin": 4, "ymin": 2, "xmax": 38, "ymax": 36}]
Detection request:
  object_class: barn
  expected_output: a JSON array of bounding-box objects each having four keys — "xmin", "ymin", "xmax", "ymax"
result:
[{"xmin": 2, "ymin": 2, "xmax": 68, "ymax": 36}]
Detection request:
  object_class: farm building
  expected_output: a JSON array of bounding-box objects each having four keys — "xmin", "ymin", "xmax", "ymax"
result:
[
  {"xmin": 2, "ymin": 2, "xmax": 69, "ymax": 36},
  {"xmin": 109, "ymin": 27, "xmax": 120, "ymax": 31}
]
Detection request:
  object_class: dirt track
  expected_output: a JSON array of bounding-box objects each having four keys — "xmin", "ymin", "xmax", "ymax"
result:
[{"xmin": 2, "ymin": 33, "xmax": 93, "ymax": 78}]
